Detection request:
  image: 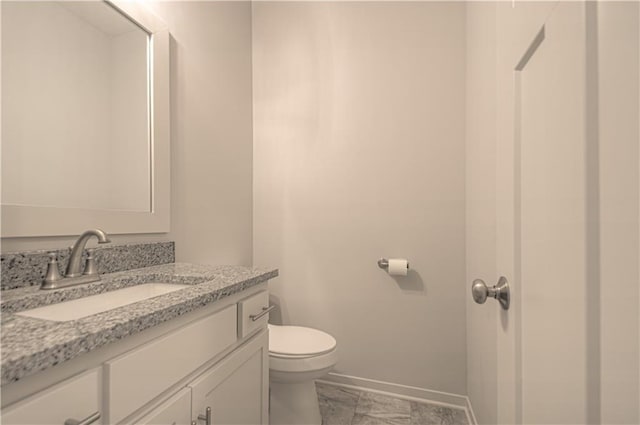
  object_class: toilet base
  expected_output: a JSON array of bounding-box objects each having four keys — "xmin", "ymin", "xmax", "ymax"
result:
[{"xmin": 269, "ymin": 379, "xmax": 321, "ymax": 425}]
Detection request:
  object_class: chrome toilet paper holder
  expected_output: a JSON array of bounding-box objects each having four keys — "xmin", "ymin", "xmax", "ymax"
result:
[{"xmin": 377, "ymin": 258, "xmax": 409, "ymax": 270}]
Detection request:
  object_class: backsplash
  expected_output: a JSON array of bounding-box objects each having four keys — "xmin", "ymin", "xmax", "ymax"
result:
[{"xmin": 1, "ymin": 242, "xmax": 175, "ymax": 290}]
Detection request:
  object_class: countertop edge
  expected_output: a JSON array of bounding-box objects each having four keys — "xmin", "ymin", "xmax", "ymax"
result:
[{"xmin": 1, "ymin": 265, "xmax": 278, "ymax": 385}]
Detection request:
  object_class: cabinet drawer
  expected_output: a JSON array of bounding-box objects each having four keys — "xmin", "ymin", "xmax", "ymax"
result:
[
  {"xmin": 106, "ymin": 305, "xmax": 237, "ymax": 424},
  {"xmin": 237, "ymin": 290, "xmax": 270, "ymax": 338},
  {"xmin": 2, "ymin": 368, "xmax": 101, "ymax": 425}
]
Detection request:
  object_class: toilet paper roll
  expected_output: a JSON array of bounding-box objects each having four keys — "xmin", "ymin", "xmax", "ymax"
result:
[{"xmin": 387, "ymin": 258, "xmax": 408, "ymax": 276}]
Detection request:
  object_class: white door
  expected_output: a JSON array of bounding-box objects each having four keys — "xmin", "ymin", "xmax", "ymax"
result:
[{"xmin": 496, "ymin": 2, "xmax": 593, "ymax": 424}]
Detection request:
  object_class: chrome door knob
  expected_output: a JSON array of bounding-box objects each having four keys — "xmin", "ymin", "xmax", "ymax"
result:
[
  {"xmin": 471, "ymin": 279, "xmax": 489, "ymax": 304},
  {"xmin": 471, "ymin": 276, "xmax": 510, "ymax": 310}
]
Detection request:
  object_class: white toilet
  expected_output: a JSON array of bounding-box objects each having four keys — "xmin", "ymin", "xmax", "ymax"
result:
[{"xmin": 268, "ymin": 324, "xmax": 337, "ymax": 425}]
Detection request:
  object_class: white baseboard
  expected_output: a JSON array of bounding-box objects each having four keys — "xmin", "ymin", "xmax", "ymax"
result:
[{"xmin": 317, "ymin": 372, "xmax": 477, "ymax": 425}]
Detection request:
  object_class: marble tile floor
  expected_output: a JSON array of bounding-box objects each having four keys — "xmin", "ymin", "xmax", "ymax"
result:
[{"xmin": 316, "ymin": 382, "xmax": 469, "ymax": 425}]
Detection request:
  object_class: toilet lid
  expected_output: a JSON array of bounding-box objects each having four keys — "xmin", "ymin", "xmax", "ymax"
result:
[{"xmin": 269, "ymin": 325, "xmax": 337, "ymax": 356}]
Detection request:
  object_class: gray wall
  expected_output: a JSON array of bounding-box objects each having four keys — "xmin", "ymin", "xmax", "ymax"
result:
[
  {"xmin": 150, "ymin": 1, "xmax": 254, "ymax": 266},
  {"xmin": 252, "ymin": 2, "xmax": 468, "ymax": 394}
]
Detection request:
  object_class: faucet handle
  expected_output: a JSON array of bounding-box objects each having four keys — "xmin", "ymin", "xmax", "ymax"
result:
[
  {"xmin": 83, "ymin": 248, "xmax": 99, "ymax": 276},
  {"xmin": 42, "ymin": 252, "xmax": 63, "ymax": 288}
]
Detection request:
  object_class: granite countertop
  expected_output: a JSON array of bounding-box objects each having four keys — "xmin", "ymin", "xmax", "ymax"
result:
[{"xmin": 0, "ymin": 263, "xmax": 278, "ymax": 385}]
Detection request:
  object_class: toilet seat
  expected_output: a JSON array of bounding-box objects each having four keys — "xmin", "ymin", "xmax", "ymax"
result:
[
  {"xmin": 269, "ymin": 348, "xmax": 338, "ymax": 374},
  {"xmin": 268, "ymin": 325, "xmax": 336, "ymax": 357},
  {"xmin": 270, "ymin": 352, "xmax": 326, "ymax": 360},
  {"xmin": 268, "ymin": 325, "xmax": 338, "ymax": 374}
]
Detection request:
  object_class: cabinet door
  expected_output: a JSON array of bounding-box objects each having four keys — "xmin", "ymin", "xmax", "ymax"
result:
[
  {"xmin": 2, "ymin": 368, "xmax": 101, "ymax": 425},
  {"xmin": 190, "ymin": 330, "xmax": 268, "ymax": 425},
  {"xmin": 134, "ymin": 388, "xmax": 191, "ymax": 425}
]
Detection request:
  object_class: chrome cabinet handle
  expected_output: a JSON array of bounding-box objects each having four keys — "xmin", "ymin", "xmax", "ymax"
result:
[
  {"xmin": 198, "ymin": 406, "xmax": 211, "ymax": 425},
  {"xmin": 472, "ymin": 276, "xmax": 510, "ymax": 310},
  {"xmin": 250, "ymin": 305, "xmax": 276, "ymax": 321},
  {"xmin": 64, "ymin": 411, "xmax": 100, "ymax": 425}
]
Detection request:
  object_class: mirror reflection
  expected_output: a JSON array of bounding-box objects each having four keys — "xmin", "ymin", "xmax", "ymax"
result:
[{"xmin": 2, "ymin": 1, "xmax": 151, "ymax": 212}]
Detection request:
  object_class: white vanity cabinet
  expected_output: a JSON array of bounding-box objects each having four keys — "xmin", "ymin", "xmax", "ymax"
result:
[
  {"xmin": 130, "ymin": 329, "xmax": 269, "ymax": 425},
  {"xmin": 1, "ymin": 286, "xmax": 271, "ymax": 425},
  {"xmin": 132, "ymin": 291, "xmax": 270, "ymax": 425}
]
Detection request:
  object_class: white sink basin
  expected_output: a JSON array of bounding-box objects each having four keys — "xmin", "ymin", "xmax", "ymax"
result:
[{"xmin": 16, "ymin": 283, "xmax": 190, "ymax": 322}]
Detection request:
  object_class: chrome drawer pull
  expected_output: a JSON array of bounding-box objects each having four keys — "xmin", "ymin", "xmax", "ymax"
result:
[
  {"xmin": 250, "ymin": 305, "xmax": 276, "ymax": 321},
  {"xmin": 64, "ymin": 411, "xmax": 100, "ymax": 425},
  {"xmin": 198, "ymin": 406, "xmax": 212, "ymax": 425}
]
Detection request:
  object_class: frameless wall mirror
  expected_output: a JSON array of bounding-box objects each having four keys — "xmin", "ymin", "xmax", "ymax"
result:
[{"xmin": 1, "ymin": 0, "xmax": 169, "ymax": 237}]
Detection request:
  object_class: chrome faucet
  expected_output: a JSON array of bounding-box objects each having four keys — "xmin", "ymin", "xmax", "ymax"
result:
[
  {"xmin": 42, "ymin": 229, "xmax": 111, "ymax": 290},
  {"xmin": 66, "ymin": 229, "xmax": 111, "ymax": 277}
]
